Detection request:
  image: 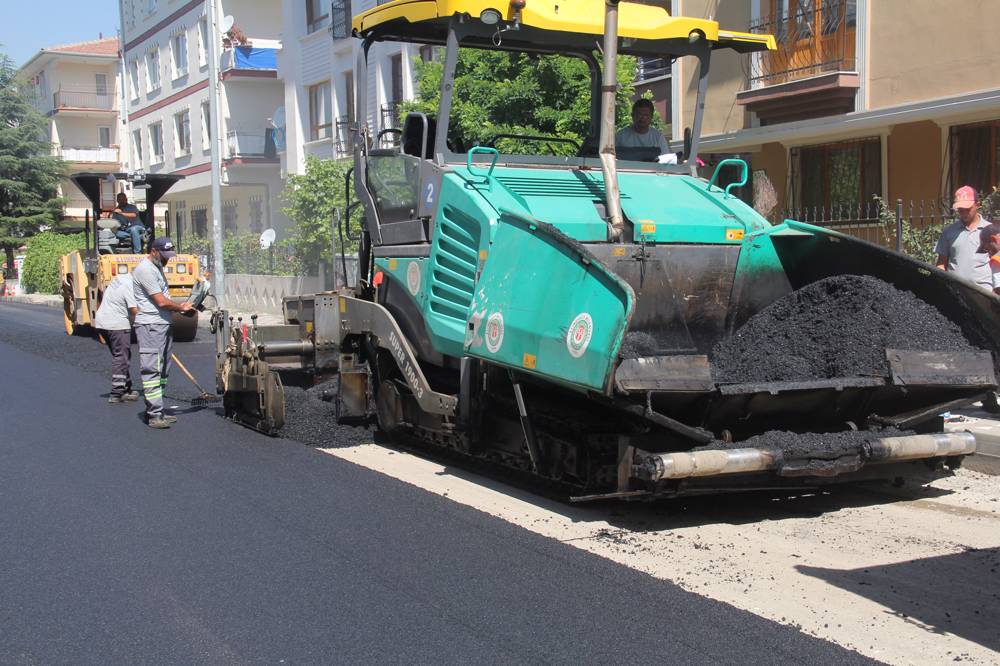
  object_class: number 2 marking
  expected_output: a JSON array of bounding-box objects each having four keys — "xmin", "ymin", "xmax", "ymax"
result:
[{"xmin": 425, "ymin": 182, "xmax": 435, "ymax": 205}]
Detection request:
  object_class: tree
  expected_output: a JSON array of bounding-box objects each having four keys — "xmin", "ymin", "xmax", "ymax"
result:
[
  {"xmin": 403, "ymin": 50, "xmax": 639, "ymax": 155},
  {"xmin": 281, "ymin": 156, "xmax": 360, "ymax": 275},
  {"xmin": 0, "ymin": 50, "xmax": 64, "ymax": 272}
]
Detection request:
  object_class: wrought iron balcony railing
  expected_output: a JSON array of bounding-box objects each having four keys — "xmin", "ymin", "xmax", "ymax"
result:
[
  {"xmin": 748, "ymin": 0, "xmax": 857, "ymax": 89},
  {"xmin": 380, "ymin": 101, "xmax": 402, "ymax": 147}
]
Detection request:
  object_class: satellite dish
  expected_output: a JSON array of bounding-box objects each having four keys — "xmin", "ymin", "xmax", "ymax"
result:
[
  {"xmin": 269, "ymin": 106, "xmax": 286, "ymax": 151},
  {"xmin": 259, "ymin": 228, "xmax": 276, "ymax": 249},
  {"xmin": 221, "ymin": 15, "xmax": 235, "ymax": 33}
]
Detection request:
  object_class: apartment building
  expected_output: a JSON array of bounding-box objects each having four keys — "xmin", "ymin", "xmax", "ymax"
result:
[
  {"xmin": 673, "ymin": 0, "xmax": 1000, "ymax": 232},
  {"xmin": 120, "ymin": 0, "xmax": 286, "ymax": 243},
  {"xmin": 278, "ymin": 0, "xmax": 421, "ymax": 176},
  {"xmin": 19, "ymin": 37, "xmax": 121, "ymax": 221}
]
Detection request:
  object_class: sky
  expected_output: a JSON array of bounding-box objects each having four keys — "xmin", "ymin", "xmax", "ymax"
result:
[{"xmin": 5, "ymin": 0, "xmax": 121, "ymax": 67}]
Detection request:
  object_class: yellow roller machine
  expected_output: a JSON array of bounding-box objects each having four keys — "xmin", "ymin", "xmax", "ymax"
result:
[{"xmin": 60, "ymin": 172, "xmax": 203, "ymax": 342}]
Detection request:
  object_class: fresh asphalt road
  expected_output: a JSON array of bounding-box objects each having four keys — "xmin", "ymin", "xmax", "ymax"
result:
[{"xmin": 0, "ymin": 303, "xmax": 875, "ymax": 664}]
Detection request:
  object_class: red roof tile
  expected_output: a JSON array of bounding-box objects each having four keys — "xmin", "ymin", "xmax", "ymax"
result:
[{"xmin": 46, "ymin": 37, "xmax": 119, "ymax": 57}]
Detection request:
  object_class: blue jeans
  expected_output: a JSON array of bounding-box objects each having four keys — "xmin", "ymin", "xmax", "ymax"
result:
[{"xmin": 115, "ymin": 225, "xmax": 144, "ymax": 253}]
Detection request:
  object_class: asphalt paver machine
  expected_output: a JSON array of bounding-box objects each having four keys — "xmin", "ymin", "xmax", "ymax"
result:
[
  {"xmin": 215, "ymin": 0, "xmax": 1000, "ymax": 500},
  {"xmin": 60, "ymin": 172, "xmax": 203, "ymax": 342}
]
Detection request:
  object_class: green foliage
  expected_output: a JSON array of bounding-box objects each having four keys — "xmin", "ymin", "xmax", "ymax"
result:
[
  {"xmin": 0, "ymin": 50, "xmax": 65, "ymax": 269},
  {"xmin": 979, "ymin": 187, "xmax": 1000, "ymax": 223},
  {"xmin": 875, "ymin": 196, "xmax": 939, "ymax": 265},
  {"xmin": 402, "ymin": 50, "xmax": 638, "ymax": 154},
  {"xmin": 183, "ymin": 232, "xmax": 304, "ymax": 276},
  {"xmin": 20, "ymin": 231, "xmax": 85, "ymax": 294},
  {"xmin": 281, "ymin": 156, "xmax": 360, "ymax": 275}
]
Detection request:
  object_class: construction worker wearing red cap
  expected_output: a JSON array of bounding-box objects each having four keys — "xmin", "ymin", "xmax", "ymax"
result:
[{"xmin": 934, "ymin": 185, "xmax": 992, "ymax": 290}]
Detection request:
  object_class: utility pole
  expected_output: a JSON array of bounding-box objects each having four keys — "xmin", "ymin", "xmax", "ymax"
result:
[{"xmin": 206, "ymin": 0, "xmax": 226, "ymax": 307}]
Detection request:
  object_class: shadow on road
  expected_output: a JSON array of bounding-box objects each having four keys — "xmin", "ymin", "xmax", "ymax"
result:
[{"xmin": 797, "ymin": 547, "xmax": 1000, "ymax": 652}]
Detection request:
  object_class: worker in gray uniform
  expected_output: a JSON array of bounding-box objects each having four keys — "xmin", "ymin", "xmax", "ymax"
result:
[
  {"xmin": 94, "ymin": 273, "xmax": 139, "ymax": 403},
  {"xmin": 132, "ymin": 237, "xmax": 193, "ymax": 429}
]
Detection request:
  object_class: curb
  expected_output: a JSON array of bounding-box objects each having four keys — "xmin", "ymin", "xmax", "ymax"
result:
[
  {"xmin": 947, "ymin": 408, "xmax": 1000, "ymax": 476},
  {"xmin": 0, "ymin": 295, "xmax": 63, "ymax": 309}
]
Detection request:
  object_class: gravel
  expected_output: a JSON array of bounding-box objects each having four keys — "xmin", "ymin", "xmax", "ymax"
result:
[
  {"xmin": 698, "ymin": 427, "xmax": 912, "ymax": 460},
  {"xmin": 280, "ymin": 376, "xmax": 372, "ymax": 448},
  {"xmin": 712, "ymin": 275, "xmax": 975, "ymax": 384}
]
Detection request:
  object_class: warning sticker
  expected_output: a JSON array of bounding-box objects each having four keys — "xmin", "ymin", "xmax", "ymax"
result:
[
  {"xmin": 566, "ymin": 313, "xmax": 593, "ymax": 358},
  {"xmin": 485, "ymin": 312, "xmax": 505, "ymax": 353},
  {"xmin": 725, "ymin": 228, "xmax": 745, "ymax": 241},
  {"xmin": 406, "ymin": 261, "xmax": 421, "ymax": 296}
]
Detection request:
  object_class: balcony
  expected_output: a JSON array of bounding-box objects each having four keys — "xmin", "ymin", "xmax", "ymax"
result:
[
  {"xmin": 221, "ymin": 43, "xmax": 280, "ymax": 80},
  {"xmin": 226, "ymin": 129, "xmax": 278, "ymax": 160},
  {"xmin": 52, "ymin": 86, "xmax": 116, "ymax": 113},
  {"xmin": 58, "ymin": 146, "xmax": 119, "ymax": 163},
  {"xmin": 737, "ymin": 0, "xmax": 859, "ymax": 125}
]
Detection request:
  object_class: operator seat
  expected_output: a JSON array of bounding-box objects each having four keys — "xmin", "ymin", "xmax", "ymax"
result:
[{"xmin": 401, "ymin": 113, "xmax": 436, "ymax": 159}]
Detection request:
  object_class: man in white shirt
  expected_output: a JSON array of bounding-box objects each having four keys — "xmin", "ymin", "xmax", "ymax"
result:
[
  {"xmin": 132, "ymin": 237, "xmax": 193, "ymax": 429},
  {"xmin": 94, "ymin": 274, "xmax": 139, "ymax": 404},
  {"xmin": 614, "ymin": 98, "xmax": 670, "ymax": 155}
]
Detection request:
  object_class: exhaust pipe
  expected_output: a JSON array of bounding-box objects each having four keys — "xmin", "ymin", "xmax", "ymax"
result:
[{"xmin": 638, "ymin": 432, "xmax": 977, "ymax": 482}]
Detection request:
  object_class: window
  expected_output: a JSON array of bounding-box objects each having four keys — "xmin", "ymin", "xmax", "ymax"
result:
[
  {"xmin": 132, "ymin": 128, "xmax": 143, "ymax": 166},
  {"xmin": 344, "ymin": 71, "xmax": 354, "ymax": 122},
  {"xmin": 147, "ymin": 0, "xmax": 157, "ymax": 13},
  {"xmin": 201, "ymin": 101, "xmax": 211, "ymax": 149},
  {"xmin": 249, "ymin": 195, "xmax": 264, "ymax": 234},
  {"xmin": 309, "ymin": 81, "xmax": 332, "ymax": 140},
  {"xmin": 129, "ymin": 59, "xmax": 140, "ymax": 99},
  {"xmin": 331, "ymin": 0, "xmax": 352, "ymax": 38},
  {"xmin": 306, "ymin": 0, "xmax": 330, "ymax": 32},
  {"xmin": 146, "ymin": 48, "xmax": 160, "ymax": 91},
  {"xmin": 174, "ymin": 110, "xmax": 191, "ymax": 155},
  {"xmin": 191, "ymin": 205, "xmax": 208, "ymax": 237},
  {"xmin": 149, "ymin": 122, "xmax": 164, "ymax": 163},
  {"xmin": 173, "ymin": 200, "xmax": 187, "ymax": 239},
  {"xmin": 95, "ymin": 73, "xmax": 108, "ymax": 97},
  {"xmin": 389, "ymin": 54, "xmax": 403, "ymax": 105},
  {"xmin": 793, "ymin": 137, "xmax": 881, "ymax": 211},
  {"xmin": 171, "ymin": 32, "xmax": 188, "ymax": 78},
  {"xmin": 950, "ymin": 121, "xmax": 1000, "ymax": 197},
  {"xmin": 98, "ymin": 127, "xmax": 111, "ymax": 148},
  {"xmin": 223, "ymin": 200, "xmax": 238, "ymax": 233},
  {"xmin": 198, "ymin": 17, "xmax": 209, "ymax": 67}
]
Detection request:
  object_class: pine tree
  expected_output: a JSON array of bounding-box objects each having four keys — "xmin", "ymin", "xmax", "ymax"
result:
[{"xmin": 0, "ymin": 50, "xmax": 65, "ymax": 272}]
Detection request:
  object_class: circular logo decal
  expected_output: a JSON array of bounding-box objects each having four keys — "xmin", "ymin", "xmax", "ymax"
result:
[
  {"xmin": 406, "ymin": 261, "xmax": 421, "ymax": 296},
  {"xmin": 485, "ymin": 312, "xmax": 505, "ymax": 353},
  {"xmin": 566, "ymin": 313, "xmax": 593, "ymax": 358}
]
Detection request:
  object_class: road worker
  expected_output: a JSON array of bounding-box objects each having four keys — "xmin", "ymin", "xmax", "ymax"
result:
[
  {"xmin": 94, "ymin": 273, "xmax": 139, "ymax": 403},
  {"xmin": 132, "ymin": 237, "xmax": 193, "ymax": 429}
]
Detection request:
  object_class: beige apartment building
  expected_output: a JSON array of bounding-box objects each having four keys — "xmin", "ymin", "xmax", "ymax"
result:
[
  {"xmin": 19, "ymin": 37, "xmax": 122, "ymax": 221},
  {"xmin": 669, "ymin": 0, "xmax": 1000, "ymax": 235}
]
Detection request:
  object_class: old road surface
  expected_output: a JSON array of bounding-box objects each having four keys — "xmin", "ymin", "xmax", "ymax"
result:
[{"xmin": 1, "ymin": 302, "xmax": 998, "ymax": 665}]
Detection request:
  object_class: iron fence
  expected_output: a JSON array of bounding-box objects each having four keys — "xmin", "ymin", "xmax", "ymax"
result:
[
  {"xmin": 778, "ymin": 198, "xmax": 954, "ymax": 253},
  {"xmin": 748, "ymin": 0, "xmax": 857, "ymax": 89},
  {"xmin": 380, "ymin": 101, "xmax": 402, "ymax": 147},
  {"xmin": 335, "ymin": 116, "xmax": 352, "ymax": 158}
]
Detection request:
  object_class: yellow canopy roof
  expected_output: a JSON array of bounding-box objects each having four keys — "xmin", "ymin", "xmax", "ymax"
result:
[{"xmin": 353, "ymin": 0, "xmax": 775, "ymax": 54}]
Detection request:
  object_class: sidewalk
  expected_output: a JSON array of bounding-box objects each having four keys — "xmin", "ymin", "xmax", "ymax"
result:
[{"xmin": 0, "ymin": 294, "xmax": 62, "ymax": 308}]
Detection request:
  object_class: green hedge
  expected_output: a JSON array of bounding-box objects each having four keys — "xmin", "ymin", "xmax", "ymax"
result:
[{"xmin": 21, "ymin": 232, "xmax": 87, "ymax": 294}]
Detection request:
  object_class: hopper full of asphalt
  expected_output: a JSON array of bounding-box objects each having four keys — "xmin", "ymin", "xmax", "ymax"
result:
[{"xmin": 711, "ymin": 275, "xmax": 976, "ymax": 385}]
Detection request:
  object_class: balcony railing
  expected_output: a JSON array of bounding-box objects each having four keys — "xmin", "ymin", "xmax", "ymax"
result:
[
  {"xmin": 52, "ymin": 87, "xmax": 116, "ymax": 111},
  {"xmin": 380, "ymin": 102, "xmax": 402, "ymax": 147},
  {"xmin": 58, "ymin": 146, "xmax": 119, "ymax": 163},
  {"xmin": 226, "ymin": 129, "xmax": 277, "ymax": 158},
  {"xmin": 748, "ymin": 0, "xmax": 857, "ymax": 89},
  {"xmin": 221, "ymin": 45, "xmax": 280, "ymax": 76},
  {"xmin": 335, "ymin": 116, "xmax": 352, "ymax": 158}
]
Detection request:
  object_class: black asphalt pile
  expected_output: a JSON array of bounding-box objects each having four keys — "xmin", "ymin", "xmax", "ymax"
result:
[
  {"xmin": 280, "ymin": 377, "xmax": 372, "ymax": 448},
  {"xmin": 711, "ymin": 275, "xmax": 974, "ymax": 384},
  {"xmin": 699, "ymin": 427, "xmax": 912, "ymax": 460}
]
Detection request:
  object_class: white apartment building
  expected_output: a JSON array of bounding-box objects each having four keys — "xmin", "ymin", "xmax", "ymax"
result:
[
  {"xmin": 19, "ymin": 37, "xmax": 122, "ymax": 220},
  {"xmin": 120, "ymin": 0, "xmax": 287, "ymax": 244},
  {"xmin": 278, "ymin": 0, "xmax": 422, "ymax": 176}
]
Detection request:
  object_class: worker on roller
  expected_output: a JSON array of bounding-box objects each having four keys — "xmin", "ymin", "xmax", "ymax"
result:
[
  {"xmin": 112, "ymin": 193, "xmax": 144, "ymax": 253},
  {"xmin": 935, "ymin": 185, "xmax": 992, "ymax": 290},
  {"xmin": 132, "ymin": 237, "xmax": 193, "ymax": 429},
  {"xmin": 615, "ymin": 98, "xmax": 670, "ymax": 155},
  {"xmin": 94, "ymin": 273, "xmax": 140, "ymax": 404}
]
